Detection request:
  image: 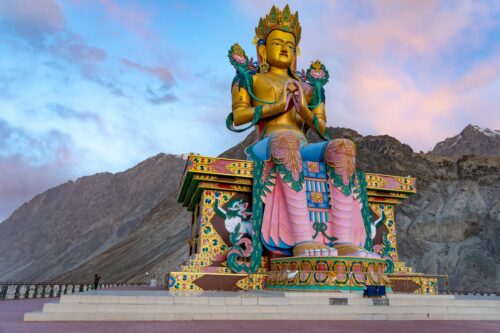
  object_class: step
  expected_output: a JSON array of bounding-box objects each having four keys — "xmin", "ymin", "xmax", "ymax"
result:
[
  {"xmin": 25, "ymin": 291, "xmax": 500, "ymax": 322},
  {"xmin": 58, "ymin": 293, "xmax": 500, "ymax": 307},
  {"xmin": 41, "ymin": 303, "xmax": 500, "ymax": 315},
  {"xmin": 25, "ymin": 311, "xmax": 500, "ymax": 321}
]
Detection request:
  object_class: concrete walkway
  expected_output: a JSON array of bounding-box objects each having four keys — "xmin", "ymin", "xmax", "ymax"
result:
[{"xmin": 2, "ymin": 297, "xmax": 500, "ymax": 333}]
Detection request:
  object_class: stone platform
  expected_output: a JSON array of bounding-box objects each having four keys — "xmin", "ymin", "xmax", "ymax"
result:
[{"xmin": 24, "ymin": 290, "xmax": 500, "ymax": 321}]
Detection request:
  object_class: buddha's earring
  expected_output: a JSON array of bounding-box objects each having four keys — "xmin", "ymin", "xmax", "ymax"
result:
[{"xmin": 259, "ymin": 57, "xmax": 269, "ymax": 73}]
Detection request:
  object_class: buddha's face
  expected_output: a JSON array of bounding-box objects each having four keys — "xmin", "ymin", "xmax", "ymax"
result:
[{"xmin": 262, "ymin": 29, "xmax": 296, "ymax": 69}]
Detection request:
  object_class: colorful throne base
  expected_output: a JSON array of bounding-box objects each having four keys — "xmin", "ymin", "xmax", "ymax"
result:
[
  {"xmin": 267, "ymin": 256, "xmax": 391, "ymax": 291},
  {"xmin": 170, "ymin": 155, "xmax": 440, "ymax": 294}
]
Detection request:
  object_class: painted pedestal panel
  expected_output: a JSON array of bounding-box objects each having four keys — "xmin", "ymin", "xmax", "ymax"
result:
[{"xmin": 170, "ymin": 155, "xmax": 441, "ymax": 294}]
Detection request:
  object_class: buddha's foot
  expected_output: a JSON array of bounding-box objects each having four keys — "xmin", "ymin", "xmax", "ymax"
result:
[
  {"xmin": 334, "ymin": 244, "xmax": 381, "ymax": 259},
  {"xmin": 293, "ymin": 241, "xmax": 338, "ymax": 257}
]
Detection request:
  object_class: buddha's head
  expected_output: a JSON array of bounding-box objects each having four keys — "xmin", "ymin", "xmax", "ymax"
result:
[
  {"xmin": 254, "ymin": 5, "xmax": 301, "ymax": 73},
  {"xmin": 259, "ymin": 29, "xmax": 296, "ymax": 70}
]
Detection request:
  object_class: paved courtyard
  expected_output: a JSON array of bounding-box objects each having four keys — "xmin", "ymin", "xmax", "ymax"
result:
[{"xmin": 1, "ymin": 295, "xmax": 499, "ymax": 333}]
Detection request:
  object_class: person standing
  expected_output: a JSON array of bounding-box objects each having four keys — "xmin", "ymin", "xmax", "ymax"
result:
[{"xmin": 93, "ymin": 274, "xmax": 101, "ymax": 290}]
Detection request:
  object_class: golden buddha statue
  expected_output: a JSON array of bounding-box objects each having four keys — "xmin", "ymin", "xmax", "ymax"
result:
[{"xmin": 226, "ymin": 5, "xmax": 378, "ymax": 273}]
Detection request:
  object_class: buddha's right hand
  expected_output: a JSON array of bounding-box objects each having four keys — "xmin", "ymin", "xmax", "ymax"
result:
[{"xmin": 262, "ymin": 85, "xmax": 288, "ymax": 118}]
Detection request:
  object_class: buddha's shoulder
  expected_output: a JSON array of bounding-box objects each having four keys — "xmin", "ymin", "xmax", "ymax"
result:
[{"xmin": 253, "ymin": 72, "xmax": 267, "ymax": 83}]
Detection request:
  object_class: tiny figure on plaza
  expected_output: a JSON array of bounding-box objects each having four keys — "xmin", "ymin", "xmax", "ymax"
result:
[{"xmin": 93, "ymin": 273, "xmax": 101, "ymax": 290}]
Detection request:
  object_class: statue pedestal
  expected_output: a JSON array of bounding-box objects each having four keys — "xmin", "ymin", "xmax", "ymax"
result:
[
  {"xmin": 169, "ymin": 156, "xmax": 265, "ymax": 291},
  {"xmin": 267, "ymin": 256, "xmax": 391, "ymax": 292},
  {"xmin": 170, "ymin": 155, "xmax": 440, "ymax": 294}
]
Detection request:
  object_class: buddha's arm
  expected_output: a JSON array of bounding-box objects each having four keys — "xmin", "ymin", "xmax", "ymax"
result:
[{"xmin": 231, "ymin": 84, "xmax": 285, "ymax": 126}]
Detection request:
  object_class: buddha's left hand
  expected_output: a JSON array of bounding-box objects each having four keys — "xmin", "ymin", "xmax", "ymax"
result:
[{"xmin": 285, "ymin": 80, "xmax": 315, "ymax": 125}]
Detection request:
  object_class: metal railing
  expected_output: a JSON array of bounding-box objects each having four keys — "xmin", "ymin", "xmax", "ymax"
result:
[
  {"xmin": 0, "ymin": 282, "xmax": 119, "ymax": 300},
  {"xmin": 450, "ymin": 290, "xmax": 500, "ymax": 296}
]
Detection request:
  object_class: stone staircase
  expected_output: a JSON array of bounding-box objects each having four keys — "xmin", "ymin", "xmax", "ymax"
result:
[{"xmin": 24, "ymin": 291, "xmax": 500, "ymax": 321}]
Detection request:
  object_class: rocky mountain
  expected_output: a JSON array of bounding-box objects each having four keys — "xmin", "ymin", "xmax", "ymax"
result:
[
  {"xmin": 1, "ymin": 125, "xmax": 498, "ymax": 292},
  {"xmin": 219, "ymin": 126, "xmax": 500, "ymax": 291},
  {"xmin": 0, "ymin": 154, "xmax": 187, "ymax": 281},
  {"xmin": 56, "ymin": 188, "xmax": 190, "ymax": 283},
  {"xmin": 432, "ymin": 124, "xmax": 500, "ymax": 157}
]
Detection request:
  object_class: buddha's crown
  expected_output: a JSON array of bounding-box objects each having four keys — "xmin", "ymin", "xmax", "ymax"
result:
[{"xmin": 255, "ymin": 4, "xmax": 301, "ymax": 45}]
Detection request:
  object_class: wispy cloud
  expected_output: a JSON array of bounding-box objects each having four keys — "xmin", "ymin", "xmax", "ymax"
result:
[
  {"xmin": 0, "ymin": 0, "xmax": 498, "ymax": 219},
  {"xmin": 96, "ymin": 0, "xmax": 154, "ymax": 38},
  {"xmin": 121, "ymin": 58, "xmax": 177, "ymax": 104},
  {"xmin": 48, "ymin": 103, "xmax": 102, "ymax": 124},
  {"xmin": 0, "ymin": 0, "xmax": 65, "ymax": 46},
  {"xmin": 239, "ymin": 1, "xmax": 500, "ymax": 150},
  {"xmin": 0, "ymin": 0, "xmax": 118, "ymax": 96},
  {"xmin": 0, "ymin": 119, "xmax": 76, "ymax": 221}
]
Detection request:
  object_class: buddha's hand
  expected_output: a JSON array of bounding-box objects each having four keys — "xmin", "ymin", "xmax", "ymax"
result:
[
  {"xmin": 284, "ymin": 80, "xmax": 301, "ymax": 113},
  {"xmin": 262, "ymin": 83, "xmax": 288, "ymax": 118},
  {"xmin": 285, "ymin": 80, "xmax": 314, "ymax": 122}
]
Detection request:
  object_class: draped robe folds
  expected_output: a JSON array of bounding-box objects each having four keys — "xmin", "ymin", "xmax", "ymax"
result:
[{"xmin": 246, "ymin": 132, "xmax": 370, "ymax": 256}]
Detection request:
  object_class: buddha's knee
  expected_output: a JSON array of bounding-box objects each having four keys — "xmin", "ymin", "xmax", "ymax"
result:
[
  {"xmin": 325, "ymin": 138, "xmax": 357, "ymax": 177},
  {"xmin": 270, "ymin": 132, "xmax": 303, "ymax": 179}
]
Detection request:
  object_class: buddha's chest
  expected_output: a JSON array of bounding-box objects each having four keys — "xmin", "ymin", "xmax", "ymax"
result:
[{"xmin": 252, "ymin": 74, "xmax": 311, "ymax": 103}]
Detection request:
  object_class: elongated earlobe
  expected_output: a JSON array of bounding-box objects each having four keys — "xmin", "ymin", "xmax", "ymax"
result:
[{"xmin": 258, "ymin": 45, "xmax": 269, "ymax": 73}]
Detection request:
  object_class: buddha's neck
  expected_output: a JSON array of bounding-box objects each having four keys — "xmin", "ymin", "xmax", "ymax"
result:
[{"xmin": 268, "ymin": 66, "xmax": 289, "ymax": 77}]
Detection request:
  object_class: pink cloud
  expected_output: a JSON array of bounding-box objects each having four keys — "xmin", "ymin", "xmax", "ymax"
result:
[
  {"xmin": 235, "ymin": 2, "xmax": 499, "ymax": 151},
  {"xmin": 344, "ymin": 1, "xmax": 472, "ymax": 57},
  {"xmin": 121, "ymin": 58, "xmax": 177, "ymax": 104},
  {"xmin": 0, "ymin": 120, "xmax": 76, "ymax": 221},
  {"xmin": 97, "ymin": 0, "xmax": 153, "ymax": 38},
  {"xmin": 48, "ymin": 33, "xmax": 107, "ymax": 77},
  {"xmin": 121, "ymin": 58, "xmax": 175, "ymax": 88},
  {"xmin": 0, "ymin": 0, "xmax": 65, "ymax": 45}
]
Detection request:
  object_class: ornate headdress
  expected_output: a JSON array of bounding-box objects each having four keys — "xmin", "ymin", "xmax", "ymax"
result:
[{"xmin": 254, "ymin": 5, "xmax": 301, "ymax": 46}]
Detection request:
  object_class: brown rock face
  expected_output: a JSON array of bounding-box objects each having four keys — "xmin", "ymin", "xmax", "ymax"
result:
[
  {"xmin": 56, "ymin": 190, "xmax": 190, "ymax": 283},
  {"xmin": 0, "ymin": 153, "xmax": 187, "ymax": 282},
  {"xmin": 1, "ymin": 125, "xmax": 498, "ymax": 292},
  {"xmin": 432, "ymin": 124, "xmax": 500, "ymax": 157},
  {"xmin": 221, "ymin": 126, "xmax": 500, "ymax": 291}
]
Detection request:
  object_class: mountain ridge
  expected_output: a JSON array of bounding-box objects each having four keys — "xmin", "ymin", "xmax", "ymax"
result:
[
  {"xmin": 0, "ymin": 125, "xmax": 498, "ymax": 291},
  {"xmin": 432, "ymin": 124, "xmax": 500, "ymax": 157}
]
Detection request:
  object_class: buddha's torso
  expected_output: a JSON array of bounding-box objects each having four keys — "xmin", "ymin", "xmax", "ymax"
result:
[{"xmin": 252, "ymin": 72, "xmax": 312, "ymax": 138}]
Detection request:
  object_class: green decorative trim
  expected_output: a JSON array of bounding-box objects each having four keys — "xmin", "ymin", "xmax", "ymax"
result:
[
  {"xmin": 228, "ymin": 43, "xmax": 274, "ymax": 105},
  {"xmin": 327, "ymin": 167, "xmax": 356, "ymax": 197},
  {"xmin": 312, "ymin": 221, "xmax": 337, "ymax": 242},
  {"xmin": 382, "ymin": 232, "xmax": 395, "ymax": 273},
  {"xmin": 355, "ymin": 170, "xmax": 375, "ymax": 252},
  {"xmin": 305, "ymin": 61, "xmax": 329, "ymax": 109},
  {"xmin": 229, "ymin": 224, "xmax": 241, "ymax": 245},
  {"xmin": 226, "ymin": 105, "xmax": 262, "ymax": 133},
  {"xmin": 274, "ymin": 161, "xmax": 303, "ymax": 192},
  {"xmin": 227, "ymin": 159, "xmax": 266, "ymax": 274},
  {"xmin": 312, "ymin": 114, "xmax": 331, "ymax": 141}
]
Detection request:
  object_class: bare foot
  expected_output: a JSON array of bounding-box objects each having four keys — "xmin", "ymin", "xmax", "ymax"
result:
[
  {"xmin": 292, "ymin": 241, "xmax": 338, "ymax": 257},
  {"xmin": 335, "ymin": 244, "xmax": 381, "ymax": 258}
]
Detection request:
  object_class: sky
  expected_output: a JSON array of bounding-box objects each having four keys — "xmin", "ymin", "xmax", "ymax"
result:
[{"xmin": 0, "ymin": 0, "xmax": 499, "ymax": 221}]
